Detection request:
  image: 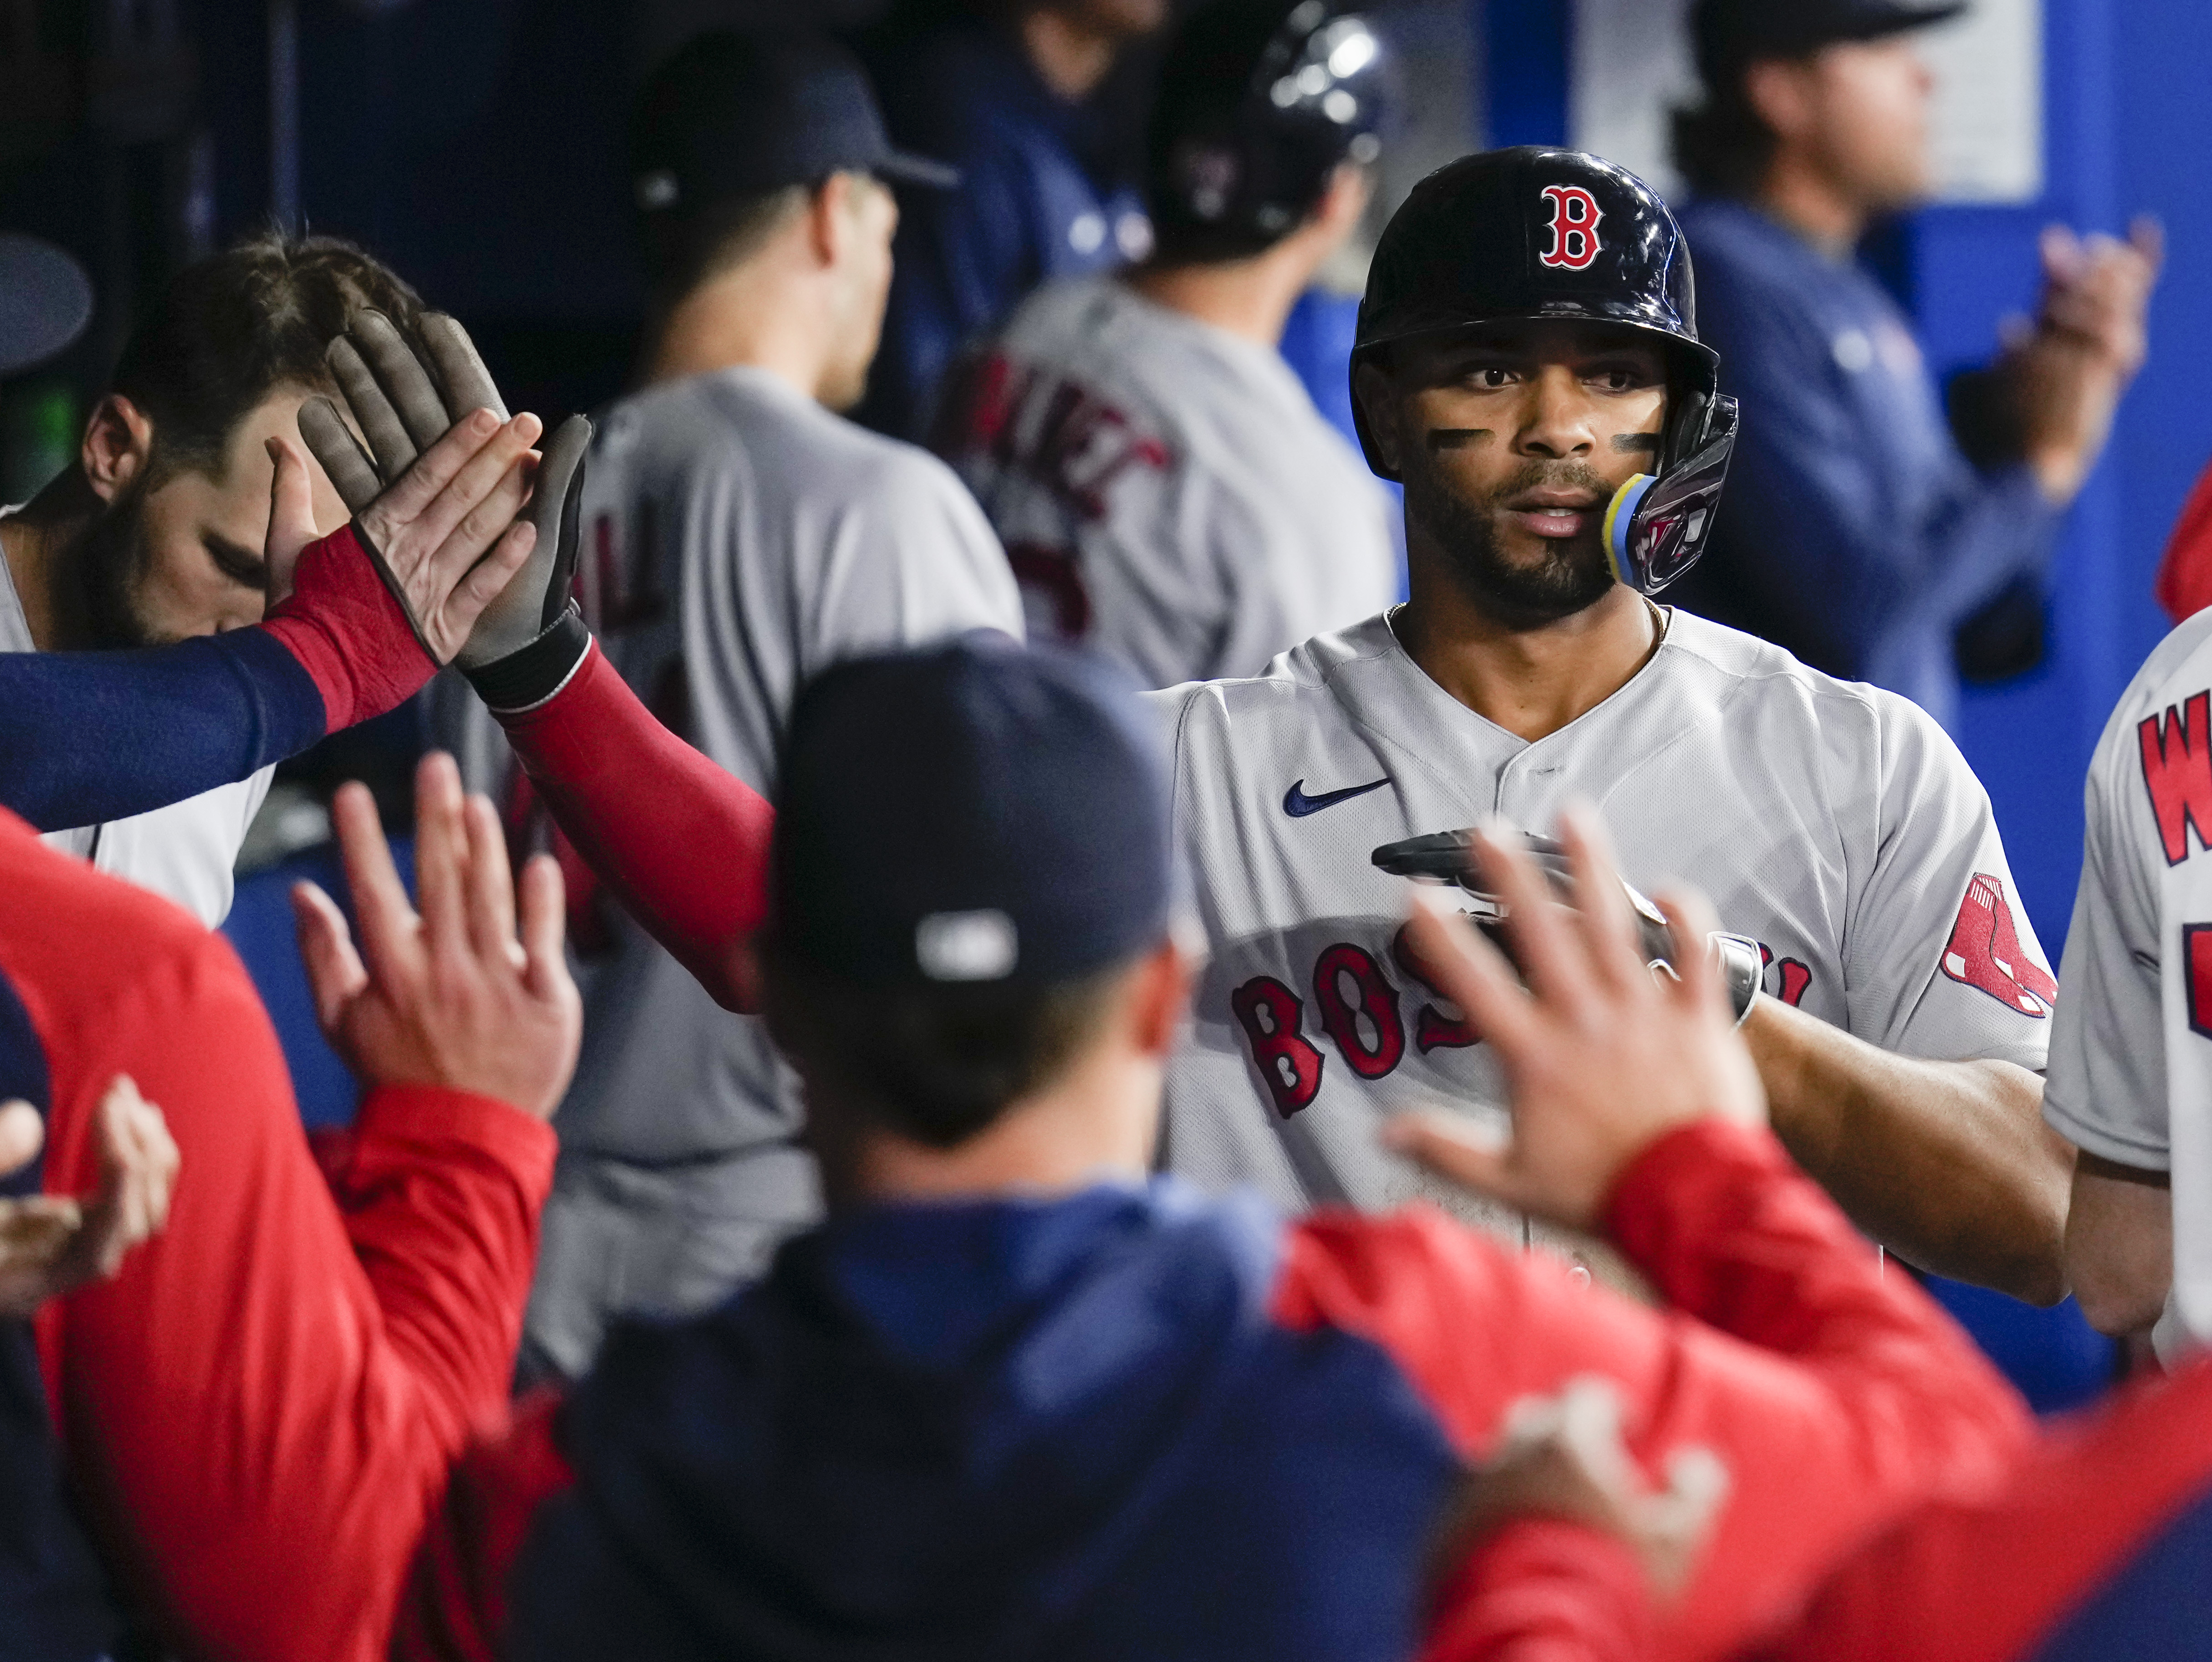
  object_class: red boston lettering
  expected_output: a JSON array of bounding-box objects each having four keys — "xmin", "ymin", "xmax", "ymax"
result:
[
  {"xmin": 1312, "ymin": 944, "xmax": 1407, "ymax": 1080},
  {"xmin": 1391, "ymin": 925, "xmax": 1478, "ymax": 1052},
  {"xmin": 1231, "ymin": 975, "xmax": 1325, "ymax": 1118}
]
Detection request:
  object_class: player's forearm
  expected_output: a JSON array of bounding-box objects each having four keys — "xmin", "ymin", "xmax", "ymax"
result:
[
  {"xmin": 2064, "ymin": 1153, "xmax": 2172, "ymax": 1336},
  {"xmin": 1745, "ymin": 997, "xmax": 2073, "ymax": 1304},
  {"xmin": 494, "ymin": 639, "xmax": 773, "ymax": 1012},
  {"xmin": 1, "ymin": 523, "xmax": 437, "ymax": 831}
]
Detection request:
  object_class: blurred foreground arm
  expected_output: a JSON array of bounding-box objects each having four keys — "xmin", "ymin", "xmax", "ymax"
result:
[
  {"xmin": 1361, "ymin": 812, "xmax": 2029, "ymax": 1662},
  {"xmin": 39, "ymin": 752, "xmax": 575, "ymax": 1661}
]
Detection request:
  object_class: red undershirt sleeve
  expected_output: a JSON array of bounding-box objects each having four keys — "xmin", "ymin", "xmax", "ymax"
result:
[
  {"xmin": 32, "ymin": 929, "xmax": 556, "ymax": 1662},
  {"xmin": 1273, "ymin": 1120, "xmax": 2031, "ymax": 1662},
  {"xmin": 492, "ymin": 639, "xmax": 774, "ymax": 1012}
]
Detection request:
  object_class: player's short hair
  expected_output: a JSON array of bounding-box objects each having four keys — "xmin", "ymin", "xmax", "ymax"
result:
[
  {"xmin": 761, "ymin": 941, "xmax": 1136, "ymax": 1149},
  {"xmin": 1670, "ymin": 67, "xmax": 1782, "ymax": 199},
  {"xmin": 111, "ymin": 230, "xmax": 424, "ymax": 486},
  {"xmin": 635, "ymin": 181, "xmax": 815, "ymax": 299}
]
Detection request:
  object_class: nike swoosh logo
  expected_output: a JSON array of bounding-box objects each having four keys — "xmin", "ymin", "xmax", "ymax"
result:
[{"xmin": 1283, "ymin": 777, "xmax": 1391, "ymax": 818}]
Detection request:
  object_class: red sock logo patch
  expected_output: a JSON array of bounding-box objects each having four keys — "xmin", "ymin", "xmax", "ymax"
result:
[{"xmin": 1940, "ymin": 873, "xmax": 2057, "ymax": 1017}]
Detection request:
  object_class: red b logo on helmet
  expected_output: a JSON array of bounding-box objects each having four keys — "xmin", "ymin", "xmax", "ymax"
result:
[{"xmin": 1538, "ymin": 184, "xmax": 1603, "ymax": 270}]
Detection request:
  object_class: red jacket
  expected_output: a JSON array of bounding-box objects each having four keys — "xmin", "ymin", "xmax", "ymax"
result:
[
  {"xmin": 393, "ymin": 1120, "xmax": 2031, "ymax": 1662},
  {"xmin": 1, "ymin": 809, "xmax": 556, "ymax": 1661},
  {"xmin": 1434, "ymin": 1355, "xmax": 2212, "ymax": 1662}
]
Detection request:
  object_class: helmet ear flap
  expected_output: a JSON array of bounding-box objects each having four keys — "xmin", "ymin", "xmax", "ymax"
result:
[{"xmin": 1661, "ymin": 383, "xmax": 1713, "ymax": 474}]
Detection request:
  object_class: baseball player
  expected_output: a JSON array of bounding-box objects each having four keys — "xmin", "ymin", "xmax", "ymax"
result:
[
  {"xmin": 0, "ymin": 233, "xmax": 525, "ymax": 925},
  {"xmin": 430, "ymin": 32, "xmax": 1025, "ymax": 1381},
  {"xmin": 316, "ymin": 155, "xmax": 2065, "ymax": 1308},
  {"xmin": 1152, "ymin": 147, "xmax": 2071, "ymax": 1300},
  {"xmin": 937, "ymin": 0, "xmax": 1400, "ymax": 687},
  {"xmin": 2044, "ymin": 608, "xmax": 2212, "ymax": 1361}
]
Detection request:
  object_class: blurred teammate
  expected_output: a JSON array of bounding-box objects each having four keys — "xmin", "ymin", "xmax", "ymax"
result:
[
  {"xmin": 1666, "ymin": 0, "xmax": 2158, "ymax": 729},
  {"xmin": 392, "ymin": 639, "xmax": 2023, "ymax": 1662},
  {"xmin": 481, "ymin": 32, "xmax": 1024, "ymax": 1381},
  {"xmin": 940, "ymin": 0, "xmax": 1400, "ymax": 686},
  {"xmin": 2044, "ymin": 605, "xmax": 2212, "ymax": 1361},
  {"xmin": 1430, "ymin": 1358, "xmax": 2212, "ymax": 1662},
  {"xmin": 1152, "ymin": 147, "xmax": 2071, "ymax": 1301},
  {"xmin": 0, "ymin": 234, "xmax": 460, "ymax": 922},
  {"xmin": 863, "ymin": 0, "xmax": 1168, "ymax": 437},
  {"xmin": 3, "ymin": 744, "xmax": 579, "ymax": 1662}
]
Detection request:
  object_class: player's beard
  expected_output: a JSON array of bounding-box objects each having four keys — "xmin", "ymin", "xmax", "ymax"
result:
[
  {"xmin": 1402, "ymin": 447, "xmax": 1618, "ymax": 629},
  {"xmin": 67, "ymin": 476, "xmax": 163, "ymax": 649}
]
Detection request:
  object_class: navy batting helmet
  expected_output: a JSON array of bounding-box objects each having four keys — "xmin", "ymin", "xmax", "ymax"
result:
[
  {"xmin": 1147, "ymin": 0, "xmax": 1395, "ymax": 263},
  {"xmin": 1351, "ymin": 147, "xmax": 1738, "ymax": 594}
]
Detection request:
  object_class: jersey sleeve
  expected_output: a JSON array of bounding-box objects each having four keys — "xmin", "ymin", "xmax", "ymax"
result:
[
  {"xmin": 803, "ymin": 446, "xmax": 1025, "ymax": 674},
  {"xmin": 0, "ymin": 630, "xmax": 322, "ymax": 831},
  {"xmin": 1273, "ymin": 1120, "xmax": 2029, "ymax": 1662},
  {"xmin": 30, "ymin": 922, "xmax": 556, "ymax": 1661},
  {"xmin": 2044, "ymin": 700, "xmax": 2170, "ymax": 1167},
  {"xmin": 1841, "ymin": 690, "xmax": 2056, "ymax": 1070}
]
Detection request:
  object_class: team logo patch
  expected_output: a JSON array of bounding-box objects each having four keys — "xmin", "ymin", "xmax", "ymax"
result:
[
  {"xmin": 1538, "ymin": 184, "xmax": 1603, "ymax": 270},
  {"xmin": 1939, "ymin": 873, "xmax": 2056, "ymax": 1017}
]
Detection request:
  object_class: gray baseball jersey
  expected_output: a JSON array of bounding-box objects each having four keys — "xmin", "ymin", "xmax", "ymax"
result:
[
  {"xmin": 942, "ymin": 275, "xmax": 1399, "ymax": 689},
  {"xmin": 0, "ymin": 507, "xmax": 270, "ymax": 926},
  {"xmin": 2044, "ymin": 605, "xmax": 2212, "ymax": 1361},
  {"xmin": 523, "ymin": 365, "xmax": 1024, "ymax": 1377},
  {"xmin": 1152, "ymin": 608, "xmax": 2054, "ymax": 1238}
]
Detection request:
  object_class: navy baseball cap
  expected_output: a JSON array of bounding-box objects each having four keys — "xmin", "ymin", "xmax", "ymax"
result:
[
  {"xmin": 631, "ymin": 30, "xmax": 957, "ymax": 219},
  {"xmin": 773, "ymin": 637, "xmax": 1175, "ymax": 988},
  {"xmin": 0, "ymin": 234, "xmax": 92, "ymax": 378},
  {"xmin": 1694, "ymin": 0, "xmax": 1965, "ymax": 77}
]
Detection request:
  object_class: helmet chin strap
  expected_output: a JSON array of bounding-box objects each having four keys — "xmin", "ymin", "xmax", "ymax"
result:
[{"xmin": 1602, "ymin": 394, "xmax": 1739, "ymax": 595}]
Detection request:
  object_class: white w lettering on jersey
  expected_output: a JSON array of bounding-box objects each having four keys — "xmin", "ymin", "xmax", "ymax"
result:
[
  {"xmin": 942, "ymin": 275, "xmax": 1398, "ymax": 688},
  {"xmin": 1153, "ymin": 609, "xmax": 2053, "ymax": 1237},
  {"xmin": 2046, "ymin": 606, "xmax": 2212, "ymax": 1361}
]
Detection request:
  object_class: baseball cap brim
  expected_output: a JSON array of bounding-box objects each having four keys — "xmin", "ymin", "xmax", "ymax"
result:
[
  {"xmin": 874, "ymin": 149, "xmax": 960, "ymax": 191},
  {"xmin": 0, "ymin": 234, "xmax": 93, "ymax": 378},
  {"xmin": 1839, "ymin": 0, "xmax": 1968, "ymax": 41}
]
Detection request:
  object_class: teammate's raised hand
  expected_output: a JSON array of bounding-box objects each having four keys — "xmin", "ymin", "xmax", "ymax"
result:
[
  {"xmin": 292, "ymin": 751, "xmax": 581, "ymax": 1119},
  {"xmin": 0, "ymin": 1075, "xmax": 178, "ymax": 1318},
  {"xmin": 1383, "ymin": 805, "xmax": 1765, "ymax": 1230},
  {"xmin": 297, "ymin": 309, "xmax": 591, "ymax": 683}
]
